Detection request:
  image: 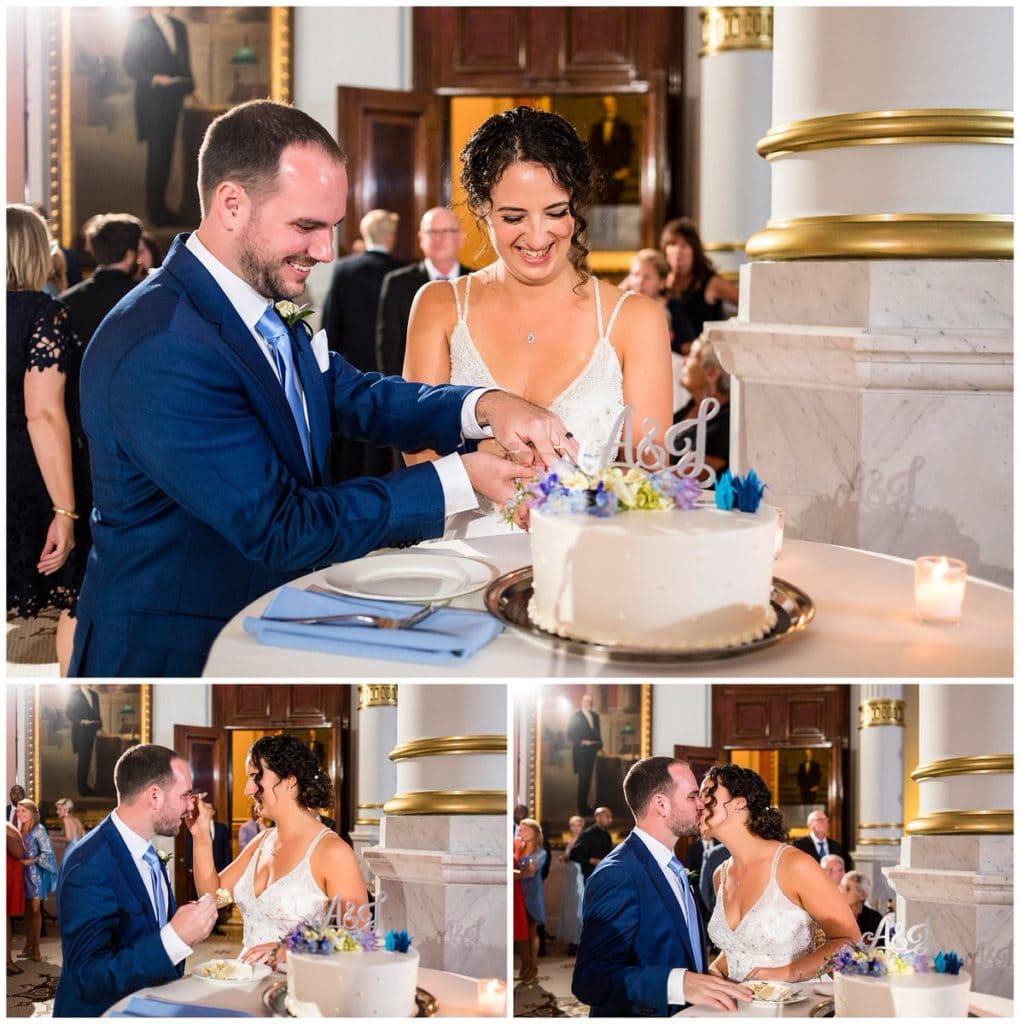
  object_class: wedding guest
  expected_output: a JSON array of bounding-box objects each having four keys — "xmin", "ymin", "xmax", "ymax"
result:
[
  {"xmin": 660, "ymin": 217, "xmax": 738, "ymax": 354},
  {"xmin": 793, "ymin": 809, "xmax": 853, "ymax": 870},
  {"xmin": 69, "ymin": 98, "xmax": 575, "ymax": 677},
  {"xmin": 7, "ymin": 785, "xmax": 26, "ymax": 825},
  {"xmin": 54, "ymin": 743, "xmax": 219, "ymax": 1016},
  {"xmin": 135, "ymin": 232, "xmax": 163, "ymax": 280},
  {"xmin": 512, "ymin": 826, "xmax": 529, "ymax": 974},
  {"xmin": 403, "ymin": 106, "xmax": 672, "ymax": 509},
  {"xmin": 840, "ymin": 871, "xmax": 884, "ymax": 945},
  {"xmin": 701, "ymin": 764, "xmax": 859, "ymax": 983},
  {"xmin": 6, "ymin": 823, "xmax": 26, "ymax": 976},
  {"xmin": 6, "ymin": 204, "xmax": 91, "ymax": 676},
  {"xmin": 17, "ymin": 799, "xmax": 58, "ymax": 962},
  {"xmin": 623, "ymin": 248, "xmax": 669, "ymax": 304},
  {"xmin": 559, "ymin": 815, "xmax": 585, "ymax": 954},
  {"xmin": 516, "ymin": 818, "xmax": 547, "ymax": 985},
  {"xmin": 513, "ymin": 803, "xmax": 528, "ymax": 838},
  {"xmin": 673, "ymin": 336, "xmax": 731, "ymax": 476},
  {"xmin": 569, "ymin": 806, "xmax": 614, "ymax": 881},
  {"xmin": 31, "ymin": 204, "xmax": 81, "ymax": 288},
  {"xmin": 54, "ymin": 799, "xmax": 86, "ymax": 855},
  {"xmin": 820, "ymin": 853, "xmax": 846, "ymax": 884}
]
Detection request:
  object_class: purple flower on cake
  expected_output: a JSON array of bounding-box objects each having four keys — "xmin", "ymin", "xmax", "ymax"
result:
[
  {"xmin": 829, "ymin": 941, "xmax": 963, "ymax": 978},
  {"xmin": 385, "ymin": 929, "xmax": 412, "ymax": 953},
  {"xmin": 282, "ymin": 894, "xmax": 410, "ymax": 956}
]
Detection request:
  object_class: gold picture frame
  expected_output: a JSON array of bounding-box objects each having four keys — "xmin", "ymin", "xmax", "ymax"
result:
[{"xmin": 48, "ymin": 7, "xmax": 293, "ymax": 248}]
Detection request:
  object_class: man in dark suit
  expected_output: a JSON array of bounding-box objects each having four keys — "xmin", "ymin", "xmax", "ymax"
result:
[
  {"xmin": 793, "ymin": 809, "xmax": 853, "ymax": 870},
  {"xmin": 70, "ymin": 100, "xmax": 575, "ymax": 677},
  {"xmin": 321, "ymin": 208, "xmax": 406, "ymax": 480},
  {"xmin": 569, "ymin": 806, "xmax": 615, "ymax": 882},
  {"xmin": 55, "ymin": 744, "xmax": 217, "ymax": 1016},
  {"xmin": 122, "ymin": 10, "xmax": 195, "ymax": 226},
  {"xmin": 588, "ymin": 95, "xmax": 634, "ymax": 204},
  {"xmin": 572, "ymin": 757, "xmax": 750, "ymax": 1016},
  {"xmin": 60, "ymin": 215, "xmax": 143, "ymax": 344},
  {"xmin": 7, "ymin": 785, "xmax": 26, "ymax": 825},
  {"xmin": 567, "ymin": 693, "xmax": 602, "ymax": 816},
  {"xmin": 65, "ymin": 686, "xmax": 102, "ymax": 797},
  {"xmin": 376, "ymin": 207, "xmax": 467, "ymax": 378}
]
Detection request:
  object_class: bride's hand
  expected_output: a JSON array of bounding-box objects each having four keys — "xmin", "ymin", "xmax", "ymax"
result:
[
  {"xmin": 185, "ymin": 794, "xmax": 215, "ymax": 837},
  {"xmin": 744, "ymin": 965, "xmax": 792, "ymax": 982},
  {"xmin": 241, "ymin": 941, "xmax": 286, "ymax": 968}
]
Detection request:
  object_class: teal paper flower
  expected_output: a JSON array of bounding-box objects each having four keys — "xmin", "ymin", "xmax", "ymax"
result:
[
  {"xmin": 715, "ymin": 471, "xmax": 735, "ymax": 510},
  {"xmin": 385, "ymin": 929, "xmax": 413, "ymax": 953}
]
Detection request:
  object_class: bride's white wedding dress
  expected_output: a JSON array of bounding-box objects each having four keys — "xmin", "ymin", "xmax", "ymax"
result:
[
  {"xmin": 707, "ymin": 844, "xmax": 817, "ymax": 982},
  {"xmin": 446, "ymin": 275, "xmax": 630, "ymax": 534},
  {"xmin": 233, "ymin": 826, "xmax": 331, "ymax": 949}
]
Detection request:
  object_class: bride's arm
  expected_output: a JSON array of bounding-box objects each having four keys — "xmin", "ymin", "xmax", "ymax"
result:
[
  {"xmin": 746, "ymin": 849, "xmax": 861, "ymax": 983},
  {"xmin": 314, "ymin": 834, "xmax": 369, "ymax": 910},
  {"xmin": 189, "ymin": 804, "xmax": 262, "ymax": 897}
]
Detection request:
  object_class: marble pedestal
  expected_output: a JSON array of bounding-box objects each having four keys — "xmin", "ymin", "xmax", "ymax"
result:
[
  {"xmin": 363, "ymin": 814, "xmax": 506, "ymax": 979},
  {"xmin": 349, "ymin": 824, "xmax": 379, "ymax": 882},
  {"xmin": 851, "ymin": 843, "xmax": 900, "ymax": 914},
  {"xmin": 885, "ymin": 835, "xmax": 1013, "ymax": 998},
  {"xmin": 710, "ymin": 260, "xmax": 1013, "ymax": 585}
]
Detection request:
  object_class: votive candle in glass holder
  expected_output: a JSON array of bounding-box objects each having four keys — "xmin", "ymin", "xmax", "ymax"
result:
[
  {"xmin": 773, "ymin": 507, "xmax": 786, "ymax": 557},
  {"xmin": 477, "ymin": 978, "xmax": 507, "ymax": 1016},
  {"xmin": 914, "ymin": 556, "xmax": 967, "ymax": 623}
]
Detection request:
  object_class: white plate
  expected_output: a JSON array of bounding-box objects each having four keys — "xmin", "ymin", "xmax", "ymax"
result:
[
  {"xmin": 746, "ymin": 981, "xmax": 808, "ymax": 1006},
  {"xmin": 323, "ymin": 552, "xmax": 496, "ymax": 602},
  {"xmin": 194, "ymin": 959, "xmax": 272, "ymax": 984}
]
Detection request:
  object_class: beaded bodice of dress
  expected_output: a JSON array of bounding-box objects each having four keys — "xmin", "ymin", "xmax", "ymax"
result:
[
  {"xmin": 233, "ymin": 827, "xmax": 330, "ymax": 949},
  {"xmin": 707, "ymin": 844, "xmax": 817, "ymax": 982},
  {"xmin": 448, "ymin": 275, "xmax": 629, "ymax": 471}
]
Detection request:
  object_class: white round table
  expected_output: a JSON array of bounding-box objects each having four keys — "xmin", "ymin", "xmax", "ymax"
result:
[{"xmin": 203, "ymin": 536, "xmax": 1012, "ymax": 677}]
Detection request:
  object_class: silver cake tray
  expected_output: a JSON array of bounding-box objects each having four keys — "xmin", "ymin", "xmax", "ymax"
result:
[
  {"xmin": 484, "ymin": 568, "xmax": 814, "ymax": 663},
  {"xmin": 262, "ymin": 978, "xmax": 438, "ymax": 1017}
]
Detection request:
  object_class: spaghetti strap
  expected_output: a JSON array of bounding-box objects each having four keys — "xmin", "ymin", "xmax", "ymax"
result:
[
  {"xmin": 605, "ymin": 290, "xmax": 634, "ymax": 341},
  {"xmin": 463, "ymin": 274, "xmax": 473, "ymax": 318},
  {"xmin": 769, "ymin": 844, "xmax": 787, "ymax": 881},
  {"xmin": 305, "ymin": 827, "xmax": 332, "ymax": 860},
  {"xmin": 592, "ymin": 276, "xmax": 605, "ymax": 339},
  {"xmin": 449, "ymin": 278, "xmax": 464, "ymax": 321}
]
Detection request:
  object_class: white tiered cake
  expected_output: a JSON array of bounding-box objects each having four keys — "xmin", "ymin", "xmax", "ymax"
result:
[{"xmin": 286, "ymin": 945, "xmax": 420, "ymax": 1017}]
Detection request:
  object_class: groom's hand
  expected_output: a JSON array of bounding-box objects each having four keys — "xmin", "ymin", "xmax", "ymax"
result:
[
  {"xmin": 682, "ymin": 972, "xmax": 753, "ymax": 1011},
  {"xmin": 462, "ymin": 452, "xmax": 532, "ymax": 509},
  {"xmin": 474, "ymin": 391, "xmax": 579, "ymax": 469},
  {"xmin": 170, "ymin": 894, "xmax": 218, "ymax": 946}
]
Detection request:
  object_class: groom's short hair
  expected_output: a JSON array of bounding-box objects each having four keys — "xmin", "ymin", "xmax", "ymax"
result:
[
  {"xmin": 114, "ymin": 744, "xmax": 180, "ymax": 804},
  {"xmin": 624, "ymin": 756, "xmax": 688, "ymax": 818}
]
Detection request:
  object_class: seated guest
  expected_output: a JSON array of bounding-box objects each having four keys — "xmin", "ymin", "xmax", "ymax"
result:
[
  {"xmin": 135, "ymin": 232, "xmax": 163, "ymax": 281},
  {"xmin": 840, "ymin": 871, "xmax": 885, "ymax": 944},
  {"xmin": 820, "ymin": 852, "xmax": 846, "ymax": 885},
  {"xmin": 673, "ymin": 336, "xmax": 730, "ymax": 476},
  {"xmin": 569, "ymin": 806, "xmax": 615, "ymax": 882},
  {"xmin": 60, "ymin": 214, "xmax": 143, "ymax": 344}
]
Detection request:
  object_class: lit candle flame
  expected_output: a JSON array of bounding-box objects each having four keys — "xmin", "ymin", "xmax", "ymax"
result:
[{"xmin": 933, "ymin": 557, "xmax": 949, "ymax": 583}]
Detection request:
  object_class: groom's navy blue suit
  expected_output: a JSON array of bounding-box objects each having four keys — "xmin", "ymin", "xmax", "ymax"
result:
[
  {"xmin": 572, "ymin": 832, "xmax": 707, "ymax": 1017},
  {"xmin": 70, "ymin": 235, "xmax": 476, "ymax": 676},
  {"xmin": 54, "ymin": 816, "xmax": 182, "ymax": 1017}
]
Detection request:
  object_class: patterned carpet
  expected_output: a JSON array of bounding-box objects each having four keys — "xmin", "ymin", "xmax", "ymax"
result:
[
  {"xmin": 6, "ymin": 610, "xmax": 59, "ymax": 675},
  {"xmin": 513, "ymin": 950, "xmax": 589, "ymax": 1017}
]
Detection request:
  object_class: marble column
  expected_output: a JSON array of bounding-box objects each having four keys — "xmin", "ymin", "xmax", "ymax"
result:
[
  {"xmin": 885, "ymin": 685, "xmax": 1013, "ymax": 998},
  {"xmin": 697, "ymin": 7, "xmax": 773, "ymax": 279},
  {"xmin": 363, "ymin": 685, "xmax": 506, "ymax": 980},
  {"xmin": 349, "ymin": 684, "xmax": 398, "ymax": 880},
  {"xmin": 710, "ymin": 6, "xmax": 1013, "ymax": 584},
  {"xmin": 852, "ymin": 686, "xmax": 905, "ymax": 912}
]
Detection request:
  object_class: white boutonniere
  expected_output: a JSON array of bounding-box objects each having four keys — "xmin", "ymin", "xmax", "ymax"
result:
[
  {"xmin": 157, "ymin": 850, "xmax": 173, "ymax": 866},
  {"xmin": 275, "ymin": 300, "xmax": 315, "ymax": 334}
]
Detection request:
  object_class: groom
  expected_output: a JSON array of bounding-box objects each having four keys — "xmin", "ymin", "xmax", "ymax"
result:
[
  {"xmin": 70, "ymin": 98, "xmax": 576, "ymax": 677},
  {"xmin": 54, "ymin": 744, "xmax": 218, "ymax": 1017},
  {"xmin": 572, "ymin": 756, "xmax": 751, "ymax": 1016}
]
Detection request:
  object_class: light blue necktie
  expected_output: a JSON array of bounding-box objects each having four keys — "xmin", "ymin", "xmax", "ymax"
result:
[
  {"xmin": 142, "ymin": 845, "xmax": 168, "ymax": 927},
  {"xmin": 256, "ymin": 306, "xmax": 313, "ymax": 473},
  {"xmin": 667, "ymin": 855, "xmax": 704, "ymax": 972}
]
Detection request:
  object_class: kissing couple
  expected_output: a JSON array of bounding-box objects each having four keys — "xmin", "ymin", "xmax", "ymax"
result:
[
  {"xmin": 55, "ymin": 735, "xmax": 360, "ymax": 1017},
  {"xmin": 572, "ymin": 757, "xmax": 861, "ymax": 1016}
]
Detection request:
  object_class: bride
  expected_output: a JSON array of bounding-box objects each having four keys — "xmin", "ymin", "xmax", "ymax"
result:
[
  {"xmin": 189, "ymin": 733, "xmax": 367, "ymax": 967},
  {"xmin": 700, "ymin": 764, "xmax": 860, "ymax": 983},
  {"xmin": 403, "ymin": 106, "xmax": 673, "ymax": 520}
]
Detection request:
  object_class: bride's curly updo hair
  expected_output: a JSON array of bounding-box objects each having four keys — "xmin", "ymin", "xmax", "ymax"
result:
[
  {"xmin": 459, "ymin": 105, "xmax": 602, "ymax": 288},
  {"xmin": 702, "ymin": 764, "xmax": 788, "ymax": 841},
  {"xmin": 248, "ymin": 734, "xmax": 334, "ymax": 811}
]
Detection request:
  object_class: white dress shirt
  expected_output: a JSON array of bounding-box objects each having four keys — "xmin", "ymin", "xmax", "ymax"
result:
[
  {"xmin": 424, "ymin": 258, "xmax": 462, "ymax": 282},
  {"xmin": 631, "ymin": 826, "xmax": 697, "ymax": 1007},
  {"xmin": 184, "ymin": 232, "xmax": 485, "ymax": 515},
  {"xmin": 109, "ymin": 811, "xmax": 191, "ymax": 966}
]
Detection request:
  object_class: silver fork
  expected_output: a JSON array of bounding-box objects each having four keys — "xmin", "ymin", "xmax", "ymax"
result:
[{"xmin": 259, "ymin": 602, "xmax": 440, "ymax": 629}]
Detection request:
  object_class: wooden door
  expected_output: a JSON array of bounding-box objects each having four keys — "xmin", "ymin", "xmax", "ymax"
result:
[
  {"xmin": 336, "ymin": 86, "xmax": 443, "ymax": 260},
  {"xmin": 672, "ymin": 743, "xmax": 724, "ymax": 862}
]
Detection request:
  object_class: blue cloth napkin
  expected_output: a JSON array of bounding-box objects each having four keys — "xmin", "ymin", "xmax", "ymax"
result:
[
  {"xmin": 244, "ymin": 586, "xmax": 503, "ymax": 664},
  {"xmin": 109, "ymin": 995, "xmax": 252, "ymax": 1017}
]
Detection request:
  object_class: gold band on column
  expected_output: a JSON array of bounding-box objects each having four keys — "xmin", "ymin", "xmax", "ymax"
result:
[
  {"xmin": 758, "ymin": 109, "xmax": 1013, "ymax": 159},
  {"xmin": 389, "ymin": 734, "xmax": 506, "ymax": 761},
  {"xmin": 859, "ymin": 699, "xmax": 906, "ymax": 729},
  {"xmin": 354, "ymin": 817, "xmax": 381, "ymax": 826},
  {"xmin": 905, "ymin": 809, "xmax": 1013, "ymax": 836},
  {"xmin": 704, "ymin": 241, "xmax": 747, "ymax": 253},
  {"xmin": 747, "ymin": 214, "xmax": 1013, "ymax": 261},
  {"xmin": 858, "ymin": 822, "xmax": 904, "ymax": 830},
  {"xmin": 911, "ymin": 754, "xmax": 1013, "ymax": 783},
  {"xmin": 358, "ymin": 684, "xmax": 397, "ymax": 709},
  {"xmin": 856, "ymin": 837, "xmax": 903, "ymax": 845},
  {"xmin": 358, "ymin": 802, "xmax": 385, "ymax": 810},
  {"xmin": 700, "ymin": 7, "xmax": 774, "ymax": 57},
  {"xmin": 383, "ymin": 790, "xmax": 507, "ymax": 815}
]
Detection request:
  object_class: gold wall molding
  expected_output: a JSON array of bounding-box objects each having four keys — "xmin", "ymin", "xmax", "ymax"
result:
[
  {"xmin": 858, "ymin": 822, "xmax": 904, "ymax": 830},
  {"xmin": 906, "ymin": 809, "xmax": 1013, "ymax": 836},
  {"xmin": 759, "ymin": 109, "xmax": 1013, "ymax": 159},
  {"xmin": 911, "ymin": 754, "xmax": 1013, "ymax": 783},
  {"xmin": 856, "ymin": 837, "xmax": 903, "ymax": 846},
  {"xmin": 383, "ymin": 790, "xmax": 506, "ymax": 815},
  {"xmin": 641, "ymin": 684, "xmax": 653, "ymax": 759},
  {"xmin": 269, "ymin": 7, "xmax": 295, "ymax": 105},
  {"xmin": 389, "ymin": 734, "xmax": 506, "ymax": 762},
  {"xmin": 354, "ymin": 816, "xmax": 381, "ymax": 826},
  {"xmin": 701, "ymin": 7, "xmax": 773, "ymax": 57},
  {"xmin": 704, "ymin": 241, "xmax": 747, "ymax": 253},
  {"xmin": 357, "ymin": 802, "xmax": 385, "ymax": 810},
  {"xmin": 746, "ymin": 214, "xmax": 1013, "ymax": 261},
  {"xmin": 358, "ymin": 684, "xmax": 397, "ymax": 709},
  {"xmin": 859, "ymin": 699, "xmax": 906, "ymax": 729}
]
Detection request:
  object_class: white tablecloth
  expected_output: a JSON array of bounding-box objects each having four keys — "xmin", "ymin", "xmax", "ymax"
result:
[
  {"xmin": 203, "ymin": 536, "xmax": 1012, "ymax": 677},
  {"xmin": 106, "ymin": 965, "xmax": 485, "ymax": 1017}
]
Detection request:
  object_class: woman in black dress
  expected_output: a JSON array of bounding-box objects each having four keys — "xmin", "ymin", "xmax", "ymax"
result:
[
  {"xmin": 6, "ymin": 204, "xmax": 91, "ymax": 673},
  {"xmin": 660, "ymin": 217, "xmax": 739, "ymax": 354}
]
